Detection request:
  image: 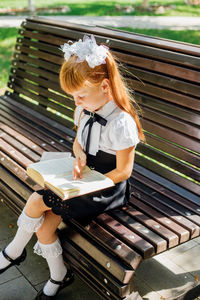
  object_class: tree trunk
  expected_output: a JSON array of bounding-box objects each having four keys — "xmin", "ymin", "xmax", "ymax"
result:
[
  {"xmin": 142, "ymin": 0, "xmax": 149, "ymax": 8},
  {"xmin": 28, "ymin": 0, "xmax": 35, "ymax": 12}
]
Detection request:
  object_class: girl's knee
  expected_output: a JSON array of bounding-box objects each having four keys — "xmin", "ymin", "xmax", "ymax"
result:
[
  {"xmin": 25, "ymin": 192, "xmax": 50, "ymax": 213},
  {"xmin": 36, "ymin": 211, "xmax": 61, "ymax": 243}
]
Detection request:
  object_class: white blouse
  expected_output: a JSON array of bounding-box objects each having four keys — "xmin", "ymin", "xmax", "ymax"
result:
[{"xmin": 74, "ymin": 99, "xmax": 140, "ymax": 156}]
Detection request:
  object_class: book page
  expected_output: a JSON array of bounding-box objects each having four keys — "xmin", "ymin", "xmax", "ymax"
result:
[
  {"xmin": 40, "ymin": 152, "xmax": 71, "ymax": 161},
  {"xmin": 45, "ymin": 169, "xmax": 114, "ymax": 197},
  {"xmin": 27, "ymin": 157, "xmax": 75, "ymax": 182}
]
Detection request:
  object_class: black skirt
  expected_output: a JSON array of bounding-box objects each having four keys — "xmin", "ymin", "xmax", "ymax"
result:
[{"xmin": 36, "ymin": 151, "xmax": 130, "ymax": 223}]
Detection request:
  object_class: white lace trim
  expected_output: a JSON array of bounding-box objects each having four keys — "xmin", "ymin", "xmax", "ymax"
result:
[
  {"xmin": 17, "ymin": 208, "xmax": 44, "ymax": 233},
  {"xmin": 33, "ymin": 238, "xmax": 63, "ymax": 258}
]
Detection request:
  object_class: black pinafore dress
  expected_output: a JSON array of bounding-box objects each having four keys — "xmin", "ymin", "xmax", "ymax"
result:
[{"xmin": 36, "ymin": 150, "xmax": 130, "ymax": 223}]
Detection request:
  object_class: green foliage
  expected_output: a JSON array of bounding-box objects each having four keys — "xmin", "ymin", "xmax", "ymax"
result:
[
  {"xmin": 0, "ymin": 0, "xmax": 200, "ymax": 16},
  {"xmin": 0, "ymin": 28, "xmax": 18, "ymax": 92}
]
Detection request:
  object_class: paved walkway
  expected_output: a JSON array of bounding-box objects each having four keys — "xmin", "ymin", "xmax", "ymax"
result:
[
  {"xmin": 1, "ymin": 200, "xmax": 200, "ymax": 300},
  {"xmin": 0, "ymin": 15, "xmax": 200, "ymax": 29}
]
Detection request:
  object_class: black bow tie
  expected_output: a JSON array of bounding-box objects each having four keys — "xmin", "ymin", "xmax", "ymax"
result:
[{"xmin": 82, "ymin": 109, "xmax": 107, "ymax": 154}]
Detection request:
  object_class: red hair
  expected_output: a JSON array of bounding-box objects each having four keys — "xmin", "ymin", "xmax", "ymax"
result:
[{"xmin": 59, "ymin": 49, "xmax": 145, "ymax": 143}]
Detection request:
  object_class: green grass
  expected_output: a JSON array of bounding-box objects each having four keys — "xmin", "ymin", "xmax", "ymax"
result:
[
  {"xmin": 0, "ymin": 28, "xmax": 18, "ymax": 92},
  {"xmin": 0, "ymin": 0, "xmax": 200, "ymax": 16}
]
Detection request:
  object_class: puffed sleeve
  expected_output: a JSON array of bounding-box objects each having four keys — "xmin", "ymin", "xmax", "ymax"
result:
[
  {"xmin": 74, "ymin": 106, "xmax": 83, "ymax": 126},
  {"xmin": 108, "ymin": 112, "xmax": 140, "ymax": 150}
]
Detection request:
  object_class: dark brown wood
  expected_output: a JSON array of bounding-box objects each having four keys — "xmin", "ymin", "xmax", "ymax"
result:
[
  {"xmin": 0, "ymin": 166, "xmax": 31, "ymax": 201},
  {"xmin": 137, "ymin": 144, "xmax": 199, "ymax": 182},
  {"xmin": 142, "ymin": 119, "xmax": 200, "ymax": 154},
  {"xmin": 129, "ymin": 198, "xmax": 190, "ymax": 243},
  {"xmin": 21, "ymin": 21, "xmax": 200, "ymax": 69},
  {"xmin": 127, "ymin": 66, "xmax": 200, "ymax": 98},
  {"xmin": 1, "ymin": 97, "xmax": 74, "ymax": 140},
  {"xmin": 141, "ymin": 134, "xmax": 200, "ymax": 168},
  {"xmin": 130, "ymin": 186, "xmax": 200, "ymax": 238},
  {"xmin": 0, "ymin": 106, "xmax": 70, "ymax": 153},
  {"xmin": 27, "ymin": 17, "xmax": 200, "ymax": 57},
  {"xmin": 123, "ymin": 205, "xmax": 179, "ymax": 248},
  {"xmin": 135, "ymin": 155, "xmax": 200, "ymax": 196},
  {"xmin": 60, "ymin": 235, "xmax": 135, "ymax": 298},
  {"xmin": 96, "ymin": 213, "xmax": 155, "ymax": 259},
  {"xmin": 133, "ymin": 171, "xmax": 200, "ymax": 211},
  {"xmin": 114, "ymin": 51, "xmax": 200, "ymax": 84},
  {"xmin": 0, "ymin": 128, "xmax": 40, "ymax": 161},
  {"xmin": 1, "ymin": 17, "xmax": 200, "ymax": 300},
  {"xmin": 70, "ymin": 219, "xmax": 142, "ymax": 269},
  {"xmin": 62, "ymin": 225, "xmax": 134, "ymax": 284},
  {"xmin": 110, "ymin": 209, "xmax": 167, "ymax": 254},
  {"xmin": 0, "ymin": 187, "xmax": 23, "ymax": 215},
  {"xmin": 132, "ymin": 81, "xmax": 200, "ymax": 113}
]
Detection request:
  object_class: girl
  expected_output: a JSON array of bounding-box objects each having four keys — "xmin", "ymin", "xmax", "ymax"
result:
[{"xmin": 0, "ymin": 34, "xmax": 145, "ymax": 299}]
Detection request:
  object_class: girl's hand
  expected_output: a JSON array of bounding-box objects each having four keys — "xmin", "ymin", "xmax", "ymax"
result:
[{"xmin": 73, "ymin": 150, "xmax": 86, "ymax": 180}]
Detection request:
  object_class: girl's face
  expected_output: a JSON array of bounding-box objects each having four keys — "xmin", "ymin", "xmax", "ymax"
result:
[{"xmin": 70, "ymin": 79, "xmax": 111, "ymax": 112}]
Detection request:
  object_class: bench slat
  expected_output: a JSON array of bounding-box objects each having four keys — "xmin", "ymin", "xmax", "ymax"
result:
[
  {"xmin": 143, "ymin": 134, "xmax": 200, "ymax": 168},
  {"xmin": 110, "ymin": 210, "xmax": 167, "ymax": 254},
  {"xmin": 96, "ymin": 214, "xmax": 155, "ymax": 258},
  {"xmin": 63, "ymin": 249, "xmax": 119, "ymax": 300},
  {"xmin": 0, "ymin": 104, "xmax": 69, "ymax": 152},
  {"xmin": 129, "ymin": 197, "xmax": 190, "ymax": 243},
  {"xmin": 21, "ymin": 21, "xmax": 200, "ymax": 69},
  {"xmin": 124, "ymin": 205, "xmax": 179, "ymax": 248},
  {"xmin": 131, "ymin": 186, "xmax": 199, "ymax": 238},
  {"xmin": 0, "ymin": 114, "xmax": 61, "ymax": 154},
  {"xmin": 128, "ymin": 66, "xmax": 200, "ymax": 98},
  {"xmin": 0, "ymin": 120, "xmax": 46, "ymax": 156},
  {"xmin": 137, "ymin": 144, "xmax": 199, "ymax": 182},
  {"xmin": 71, "ymin": 219, "xmax": 142, "ymax": 269},
  {"xmin": 2, "ymin": 96, "xmax": 75, "ymax": 143},
  {"xmin": 132, "ymin": 180, "xmax": 200, "ymax": 226},
  {"xmin": 8, "ymin": 78, "xmax": 74, "ymax": 118},
  {"xmin": 0, "ymin": 167, "xmax": 31, "ymax": 200},
  {"xmin": 61, "ymin": 238, "xmax": 135, "ymax": 298},
  {"xmin": 114, "ymin": 51, "xmax": 200, "ymax": 84},
  {"xmin": 133, "ymin": 81, "xmax": 200, "ymax": 113},
  {"xmin": 28, "ymin": 17, "xmax": 200, "ymax": 56},
  {"xmin": 62, "ymin": 225, "xmax": 134, "ymax": 284},
  {"xmin": 133, "ymin": 171, "xmax": 200, "ymax": 212},
  {"xmin": 0, "ymin": 128, "xmax": 40, "ymax": 161},
  {"xmin": 0, "ymin": 139, "xmax": 33, "ymax": 168},
  {"xmin": 135, "ymin": 155, "xmax": 200, "ymax": 195},
  {"xmin": 0, "ymin": 187, "xmax": 24, "ymax": 214}
]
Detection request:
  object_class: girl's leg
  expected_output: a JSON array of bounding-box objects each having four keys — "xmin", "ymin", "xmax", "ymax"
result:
[
  {"xmin": 34, "ymin": 210, "xmax": 68, "ymax": 297},
  {"xmin": 0, "ymin": 192, "xmax": 50, "ymax": 270}
]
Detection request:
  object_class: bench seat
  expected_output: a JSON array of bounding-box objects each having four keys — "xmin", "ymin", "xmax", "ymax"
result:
[{"xmin": 0, "ymin": 16, "xmax": 200, "ymax": 299}]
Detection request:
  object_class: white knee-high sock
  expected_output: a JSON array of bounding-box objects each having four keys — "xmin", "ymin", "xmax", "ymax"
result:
[
  {"xmin": 0, "ymin": 208, "xmax": 44, "ymax": 270},
  {"xmin": 34, "ymin": 238, "xmax": 67, "ymax": 296}
]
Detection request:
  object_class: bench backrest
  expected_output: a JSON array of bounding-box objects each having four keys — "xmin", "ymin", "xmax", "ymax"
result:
[{"xmin": 5, "ymin": 16, "xmax": 200, "ymax": 198}]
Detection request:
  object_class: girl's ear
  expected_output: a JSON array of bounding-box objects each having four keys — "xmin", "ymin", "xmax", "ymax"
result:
[{"xmin": 101, "ymin": 79, "xmax": 110, "ymax": 94}]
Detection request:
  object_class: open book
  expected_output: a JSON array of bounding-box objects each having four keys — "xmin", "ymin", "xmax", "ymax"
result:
[{"xmin": 26, "ymin": 156, "xmax": 114, "ymax": 200}]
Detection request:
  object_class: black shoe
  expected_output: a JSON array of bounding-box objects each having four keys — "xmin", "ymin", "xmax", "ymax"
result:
[
  {"xmin": 35, "ymin": 268, "xmax": 74, "ymax": 299},
  {"xmin": 0, "ymin": 248, "xmax": 27, "ymax": 274}
]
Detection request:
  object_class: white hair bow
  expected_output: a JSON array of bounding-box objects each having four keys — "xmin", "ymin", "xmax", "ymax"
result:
[{"xmin": 60, "ymin": 34, "xmax": 109, "ymax": 69}]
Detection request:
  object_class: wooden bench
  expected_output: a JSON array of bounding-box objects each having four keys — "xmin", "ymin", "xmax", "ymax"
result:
[{"xmin": 0, "ymin": 16, "xmax": 200, "ymax": 300}]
